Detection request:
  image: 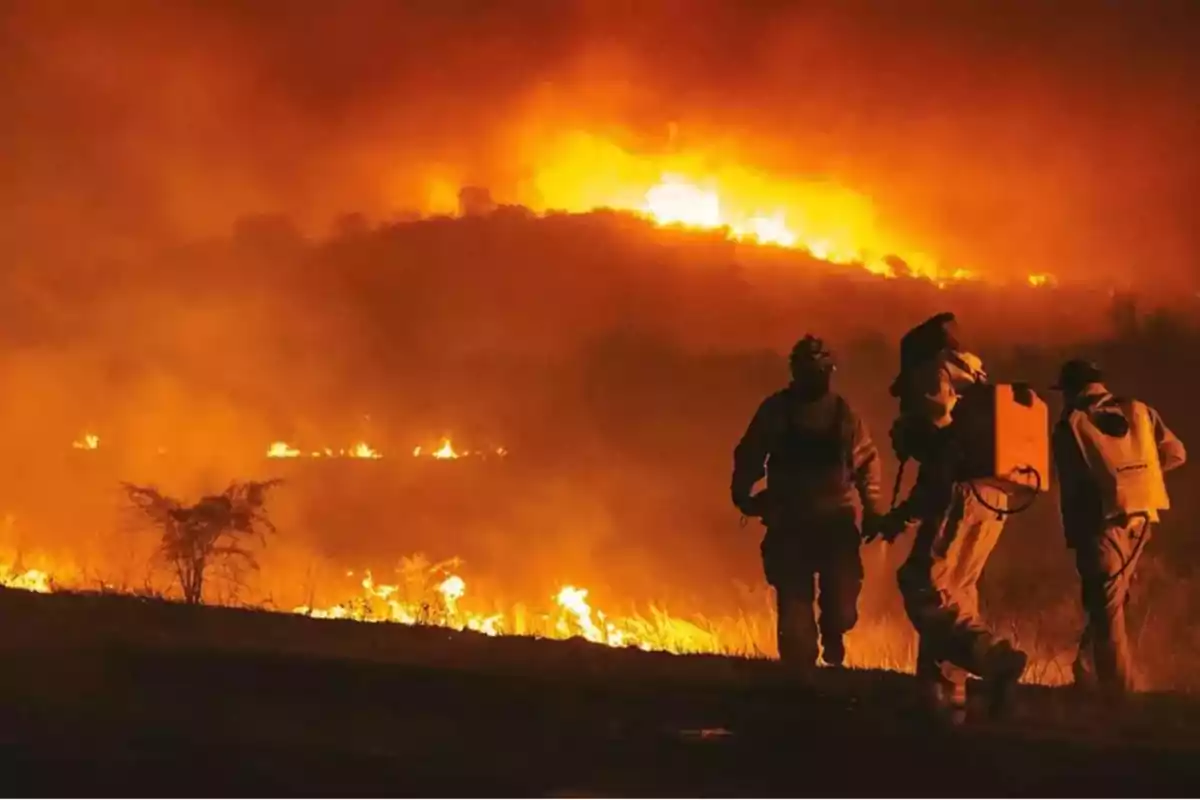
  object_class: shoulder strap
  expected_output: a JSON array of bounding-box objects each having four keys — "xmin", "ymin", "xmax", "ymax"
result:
[
  {"xmin": 1090, "ymin": 394, "xmax": 1130, "ymax": 421},
  {"xmin": 834, "ymin": 396, "xmax": 857, "ymax": 466}
]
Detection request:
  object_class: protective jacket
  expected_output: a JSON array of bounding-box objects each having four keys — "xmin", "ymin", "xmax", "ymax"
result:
[
  {"xmin": 889, "ymin": 349, "xmax": 986, "ymax": 469},
  {"xmin": 732, "ymin": 389, "xmax": 884, "ymax": 523},
  {"xmin": 894, "ymin": 347, "xmax": 1028, "ymax": 712},
  {"xmin": 889, "ymin": 349, "xmax": 989, "ymax": 520}
]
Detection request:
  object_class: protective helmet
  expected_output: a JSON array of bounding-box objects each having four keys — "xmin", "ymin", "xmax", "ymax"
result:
[
  {"xmin": 789, "ymin": 334, "xmax": 835, "ymax": 376},
  {"xmin": 899, "ymin": 312, "xmax": 958, "ymax": 371}
]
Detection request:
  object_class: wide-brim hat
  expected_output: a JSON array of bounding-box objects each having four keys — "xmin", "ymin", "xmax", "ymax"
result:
[{"xmin": 1051, "ymin": 358, "xmax": 1103, "ymax": 391}]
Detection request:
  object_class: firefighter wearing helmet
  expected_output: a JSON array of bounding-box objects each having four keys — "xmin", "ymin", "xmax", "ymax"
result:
[
  {"xmin": 875, "ymin": 312, "xmax": 1028, "ymax": 724},
  {"xmin": 731, "ymin": 334, "xmax": 885, "ymax": 673}
]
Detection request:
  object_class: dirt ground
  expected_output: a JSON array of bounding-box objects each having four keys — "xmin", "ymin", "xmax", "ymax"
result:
[{"xmin": 1, "ymin": 588, "xmax": 1198, "ymax": 796}]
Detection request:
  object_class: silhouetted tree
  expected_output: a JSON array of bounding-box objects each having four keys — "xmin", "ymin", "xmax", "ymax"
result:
[{"xmin": 124, "ymin": 480, "xmax": 282, "ymax": 604}]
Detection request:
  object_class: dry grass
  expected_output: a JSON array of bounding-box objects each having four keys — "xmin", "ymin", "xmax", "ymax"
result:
[{"xmin": 3, "ymin": 537, "xmax": 1198, "ymax": 691}]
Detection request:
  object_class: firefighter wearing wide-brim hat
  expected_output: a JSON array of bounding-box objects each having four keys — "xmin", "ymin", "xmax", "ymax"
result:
[
  {"xmin": 731, "ymin": 334, "xmax": 885, "ymax": 672},
  {"xmin": 1051, "ymin": 358, "xmax": 1186, "ymax": 698}
]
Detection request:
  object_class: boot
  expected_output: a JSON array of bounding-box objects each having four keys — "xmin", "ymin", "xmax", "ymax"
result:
[
  {"xmin": 820, "ymin": 636, "xmax": 846, "ymax": 668},
  {"xmin": 911, "ymin": 677, "xmax": 967, "ymax": 729},
  {"xmin": 981, "ymin": 642, "xmax": 1028, "ymax": 719},
  {"xmin": 1071, "ymin": 659, "xmax": 1099, "ymax": 695}
]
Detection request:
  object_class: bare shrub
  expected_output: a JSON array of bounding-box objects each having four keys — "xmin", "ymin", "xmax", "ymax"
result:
[{"xmin": 123, "ymin": 480, "xmax": 282, "ymax": 604}]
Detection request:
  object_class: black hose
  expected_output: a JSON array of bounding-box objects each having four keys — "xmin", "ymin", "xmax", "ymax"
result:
[
  {"xmin": 890, "ymin": 458, "xmax": 909, "ymax": 511},
  {"xmin": 968, "ymin": 465, "xmax": 1042, "ymax": 518},
  {"xmin": 1103, "ymin": 514, "xmax": 1150, "ymax": 588}
]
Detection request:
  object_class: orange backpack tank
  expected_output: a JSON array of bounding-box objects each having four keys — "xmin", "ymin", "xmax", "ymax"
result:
[{"xmin": 952, "ymin": 383, "xmax": 1051, "ymax": 494}]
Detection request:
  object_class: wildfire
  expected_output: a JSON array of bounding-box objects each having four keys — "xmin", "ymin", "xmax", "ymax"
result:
[
  {"xmin": 554, "ymin": 585, "xmax": 608, "ymax": 643},
  {"xmin": 72, "ymin": 437, "xmax": 502, "ymax": 461},
  {"xmin": 413, "ymin": 439, "xmax": 508, "ymax": 460},
  {"xmin": 432, "ymin": 439, "xmax": 458, "ymax": 460},
  {"xmin": 72, "ymin": 434, "xmax": 100, "ymax": 451},
  {"xmin": 267, "ymin": 441, "xmax": 301, "ymax": 458},
  {"xmin": 501, "ymin": 132, "xmax": 959, "ymax": 281},
  {"xmin": 266, "ymin": 441, "xmax": 383, "ymax": 459},
  {"xmin": 290, "ymin": 559, "xmax": 730, "ymax": 655},
  {"xmin": 0, "ymin": 564, "xmax": 52, "ymax": 593},
  {"xmin": 350, "ymin": 442, "xmax": 382, "ymax": 459},
  {"xmin": 453, "ymin": 130, "xmax": 1051, "ymax": 285},
  {"xmin": 634, "ymin": 172, "xmax": 918, "ymax": 277},
  {"xmin": 0, "ymin": 550, "xmax": 1079, "ymax": 684}
]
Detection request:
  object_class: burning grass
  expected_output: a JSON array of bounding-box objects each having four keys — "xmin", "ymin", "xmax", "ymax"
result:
[
  {"xmin": 0, "ymin": 544, "xmax": 1085, "ymax": 687},
  {"xmin": 292, "ymin": 554, "xmax": 772, "ymax": 657}
]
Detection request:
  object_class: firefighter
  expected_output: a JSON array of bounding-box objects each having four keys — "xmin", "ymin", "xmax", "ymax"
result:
[
  {"xmin": 731, "ymin": 335, "xmax": 885, "ymax": 672},
  {"xmin": 872, "ymin": 313, "xmax": 1028, "ymax": 722},
  {"xmin": 1050, "ymin": 359, "xmax": 1186, "ymax": 698}
]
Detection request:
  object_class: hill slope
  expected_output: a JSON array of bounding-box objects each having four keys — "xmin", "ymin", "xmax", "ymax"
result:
[{"xmin": 2, "ymin": 587, "xmax": 1200, "ymax": 794}]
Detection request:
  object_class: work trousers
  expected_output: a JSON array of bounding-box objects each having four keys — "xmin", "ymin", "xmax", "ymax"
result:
[
  {"xmin": 1072, "ymin": 515, "xmax": 1151, "ymax": 695},
  {"xmin": 898, "ymin": 481, "xmax": 1014, "ymax": 708},
  {"xmin": 762, "ymin": 511, "xmax": 864, "ymax": 669}
]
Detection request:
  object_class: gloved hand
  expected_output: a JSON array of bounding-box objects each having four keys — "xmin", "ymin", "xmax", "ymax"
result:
[
  {"xmin": 737, "ymin": 489, "xmax": 771, "ymax": 520},
  {"xmin": 860, "ymin": 510, "xmax": 884, "ymax": 543},
  {"xmin": 888, "ymin": 418, "xmax": 912, "ymax": 462},
  {"xmin": 864, "ymin": 509, "xmax": 911, "ymax": 544}
]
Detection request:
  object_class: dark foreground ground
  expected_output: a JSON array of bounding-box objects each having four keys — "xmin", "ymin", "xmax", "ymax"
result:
[{"xmin": 2, "ymin": 588, "xmax": 1200, "ymax": 796}]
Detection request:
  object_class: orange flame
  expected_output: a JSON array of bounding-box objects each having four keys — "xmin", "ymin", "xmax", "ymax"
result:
[
  {"xmin": 349, "ymin": 442, "xmax": 382, "ymax": 459},
  {"xmin": 0, "ymin": 564, "xmax": 52, "ymax": 593},
  {"xmin": 267, "ymin": 441, "xmax": 382, "ymax": 459},
  {"xmin": 0, "ymin": 551, "xmax": 1078, "ymax": 684},
  {"xmin": 72, "ymin": 433, "xmax": 100, "ymax": 451},
  {"xmin": 431, "ymin": 439, "xmax": 459, "ymax": 460},
  {"xmin": 444, "ymin": 130, "xmax": 1051, "ymax": 286},
  {"xmin": 267, "ymin": 441, "xmax": 301, "ymax": 458}
]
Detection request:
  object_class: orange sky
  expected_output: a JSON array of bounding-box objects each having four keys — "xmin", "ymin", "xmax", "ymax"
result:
[{"xmin": 2, "ymin": 0, "xmax": 1198, "ymax": 288}]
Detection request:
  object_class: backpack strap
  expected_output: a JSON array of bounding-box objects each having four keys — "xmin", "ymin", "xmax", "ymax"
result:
[
  {"xmin": 1087, "ymin": 394, "xmax": 1128, "ymax": 423},
  {"xmin": 834, "ymin": 395, "xmax": 857, "ymax": 469}
]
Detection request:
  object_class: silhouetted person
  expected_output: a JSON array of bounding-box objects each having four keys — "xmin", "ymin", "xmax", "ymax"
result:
[
  {"xmin": 732, "ymin": 335, "xmax": 884, "ymax": 672},
  {"xmin": 1051, "ymin": 359, "xmax": 1186, "ymax": 699},
  {"xmin": 874, "ymin": 313, "xmax": 1027, "ymax": 723}
]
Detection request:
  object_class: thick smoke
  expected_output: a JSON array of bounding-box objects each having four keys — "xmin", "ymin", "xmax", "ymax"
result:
[{"xmin": 2, "ymin": 0, "xmax": 1198, "ymax": 285}]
